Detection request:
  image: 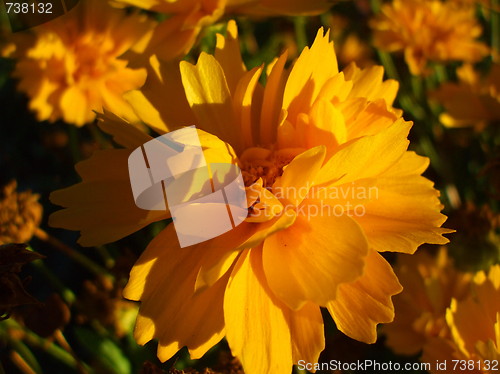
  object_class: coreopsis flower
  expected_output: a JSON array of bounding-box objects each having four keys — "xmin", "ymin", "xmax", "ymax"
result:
[
  {"xmin": 5, "ymin": 0, "xmax": 152, "ymax": 126},
  {"xmin": 0, "ymin": 181, "xmax": 42, "ymax": 245},
  {"xmin": 50, "ymin": 22, "xmax": 451, "ymax": 374},
  {"xmin": 370, "ymin": 0, "xmax": 489, "ymax": 75},
  {"xmin": 422, "ymin": 264, "xmax": 500, "ymax": 373},
  {"xmin": 384, "ymin": 248, "xmax": 473, "ymax": 355},
  {"xmin": 433, "ymin": 64, "xmax": 500, "ymax": 129}
]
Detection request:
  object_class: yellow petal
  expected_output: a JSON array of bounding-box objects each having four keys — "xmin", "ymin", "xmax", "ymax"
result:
[
  {"xmin": 327, "ymin": 249, "xmax": 402, "ymax": 344},
  {"xmin": 262, "ymin": 213, "xmax": 369, "ymax": 310},
  {"xmin": 290, "ymin": 302, "xmax": 325, "ymax": 368},
  {"xmin": 60, "ymin": 86, "xmax": 92, "ymax": 126},
  {"xmin": 232, "ymin": 66, "xmax": 263, "ymax": 149},
  {"xmin": 344, "ymin": 63, "xmax": 399, "ymax": 106},
  {"xmin": 316, "ymin": 119, "xmax": 411, "ymax": 186},
  {"xmin": 96, "ymin": 110, "xmax": 152, "ymax": 148},
  {"xmin": 49, "ymin": 149, "xmax": 166, "ymax": 246},
  {"xmin": 353, "ymin": 151, "xmax": 452, "ymax": 254},
  {"xmin": 274, "ymin": 145, "xmax": 326, "ymax": 207},
  {"xmin": 181, "ymin": 53, "xmax": 241, "ymax": 151},
  {"xmin": 194, "ymin": 211, "xmax": 296, "ymax": 293},
  {"xmin": 283, "ymin": 28, "xmax": 338, "ymax": 123},
  {"xmin": 214, "ymin": 20, "xmax": 246, "ymax": 94},
  {"xmin": 123, "ymin": 225, "xmax": 227, "ymax": 361},
  {"xmin": 224, "ymin": 248, "xmax": 293, "ymax": 374},
  {"xmin": 260, "ymin": 51, "xmax": 288, "ymax": 145},
  {"xmin": 126, "ymin": 56, "xmax": 196, "ymax": 133}
]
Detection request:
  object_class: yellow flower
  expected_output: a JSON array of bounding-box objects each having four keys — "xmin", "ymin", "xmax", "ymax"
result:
[
  {"xmin": 6, "ymin": 0, "xmax": 152, "ymax": 126},
  {"xmin": 50, "ymin": 22, "xmax": 451, "ymax": 374},
  {"xmin": 0, "ymin": 181, "xmax": 42, "ymax": 245},
  {"xmin": 112, "ymin": 0, "xmax": 333, "ymax": 60},
  {"xmin": 370, "ymin": 0, "xmax": 489, "ymax": 75},
  {"xmin": 422, "ymin": 264, "xmax": 500, "ymax": 373},
  {"xmin": 433, "ymin": 63, "xmax": 500, "ymax": 129},
  {"xmin": 384, "ymin": 248, "xmax": 473, "ymax": 355}
]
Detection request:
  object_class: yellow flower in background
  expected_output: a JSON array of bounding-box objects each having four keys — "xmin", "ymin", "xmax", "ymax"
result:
[
  {"xmin": 384, "ymin": 248, "xmax": 473, "ymax": 355},
  {"xmin": 50, "ymin": 22, "xmax": 451, "ymax": 374},
  {"xmin": 5, "ymin": 0, "xmax": 152, "ymax": 126},
  {"xmin": 112, "ymin": 0, "xmax": 333, "ymax": 60},
  {"xmin": 422, "ymin": 264, "xmax": 500, "ymax": 373},
  {"xmin": 370, "ymin": 0, "xmax": 489, "ymax": 75},
  {"xmin": 433, "ymin": 63, "xmax": 500, "ymax": 129}
]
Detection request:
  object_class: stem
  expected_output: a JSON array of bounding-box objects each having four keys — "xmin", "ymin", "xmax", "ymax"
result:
[
  {"xmin": 4, "ymin": 320, "xmax": 94, "ymax": 374},
  {"xmin": 34, "ymin": 228, "xmax": 114, "ymax": 282},
  {"xmin": 29, "ymin": 259, "xmax": 76, "ymax": 305},
  {"xmin": 293, "ymin": 16, "xmax": 308, "ymax": 51},
  {"xmin": 377, "ymin": 50, "xmax": 400, "ymax": 81},
  {"xmin": 55, "ymin": 330, "xmax": 88, "ymax": 374},
  {"xmin": 5, "ymin": 339, "xmax": 42, "ymax": 374},
  {"xmin": 10, "ymin": 351, "xmax": 37, "ymax": 374}
]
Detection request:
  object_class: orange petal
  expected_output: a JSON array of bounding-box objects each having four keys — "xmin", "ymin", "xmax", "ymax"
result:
[
  {"xmin": 327, "ymin": 249, "xmax": 402, "ymax": 343},
  {"xmin": 353, "ymin": 151, "xmax": 452, "ymax": 254},
  {"xmin": 49, "ymin": 149, "xmax": 166, "ymax": 246},
  {"xmin": 262, "ymin": 213, "xmax": 369, "ymax": 310},
  {"xmin": 123, "ymin": 225, "xmax": 227, "ymax": 361},
  {"xmin": 224, "ymin": 248, "xmax": 293, "ymax": 374}
]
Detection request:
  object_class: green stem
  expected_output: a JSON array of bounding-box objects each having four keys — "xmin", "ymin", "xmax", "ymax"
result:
[
  {"xmin": 4, "ymin": 320, "xmax": 94, "ymax": 374},
  {"xmin": 293, "ymin": 16, "xmax": 308, "ymax": 51},
  {"xmin": 35, "ymin": 228, "xmax": 114, "ymax": 282},
  {"xmin": 30, "ymin": 259, "xmax": 76, "ymax": 305},
  {"xmin": 6, "ymin": 338, "xmax": 42, "ymax": 374},
  {"xmin": 377, "ymin": 50, "xmax": 400, "ymax": 81}
]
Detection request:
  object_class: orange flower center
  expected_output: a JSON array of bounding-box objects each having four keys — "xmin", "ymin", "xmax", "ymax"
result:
[{"xmin": 240, "ymin": 147, "xmax": 302, "ymax": 189}]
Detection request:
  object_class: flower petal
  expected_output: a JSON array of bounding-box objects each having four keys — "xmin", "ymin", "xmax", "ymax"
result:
[
  {"xmin": 316, "ymin": 118, "xmax": 411, "ymax": 186},
  {"xmin": 274, "ymin": 145, "xmax": 326, "ymax": 207},
  {"xmin": 262, "ymin": 213, "xmax": 369, "ymax": 310},
  {"xmin": 327, "ymin": 249, "xmax": 402, "ymax": 344},
  {"xmin": 289, "ymin": 302, "xmax": 325, "ymax": 368},
  {"xmin": 224, "ymin": 248, "xmax": 293, "ymax": 374},
  {"xmin": 283, "ymin": 28, "xmax": 338, "ymax": 123},
  {"xmin": 49, "ymin": 149, "xmax": 166, "ymax": 246},
  {"xmin": 353, "ymin": 151, "xmax": 452, "ymax": 254},
  {"xmin": 180, "ymin": 53, "xmax": 241, "ymax": 151},
  {"xmin": 123, "ymin": 225, "xmax": 227, "ymax": 361}
]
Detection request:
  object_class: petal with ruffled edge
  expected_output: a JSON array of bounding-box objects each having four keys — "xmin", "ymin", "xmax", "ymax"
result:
[
  {"xmin": 353, "ymin": 151, "xmax": 452, "ymax": 254},
  {"xmin": 327, "ymin": 249, "xmax": 402, "ymax": 344}
]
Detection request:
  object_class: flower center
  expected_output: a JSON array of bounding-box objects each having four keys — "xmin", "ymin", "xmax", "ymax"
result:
[{"xmin": 240, "ymin": 147, "xmax": 302, "ymax": 189}]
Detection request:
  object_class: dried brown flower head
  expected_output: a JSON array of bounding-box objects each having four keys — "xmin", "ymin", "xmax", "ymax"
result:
[
  {"xmin": 0, "ymin": 181, "xmax": 43, "ymax": 245},
  {"xmin": 0, "ymin": 243, "xmax": 43, "ymax": 320}
]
